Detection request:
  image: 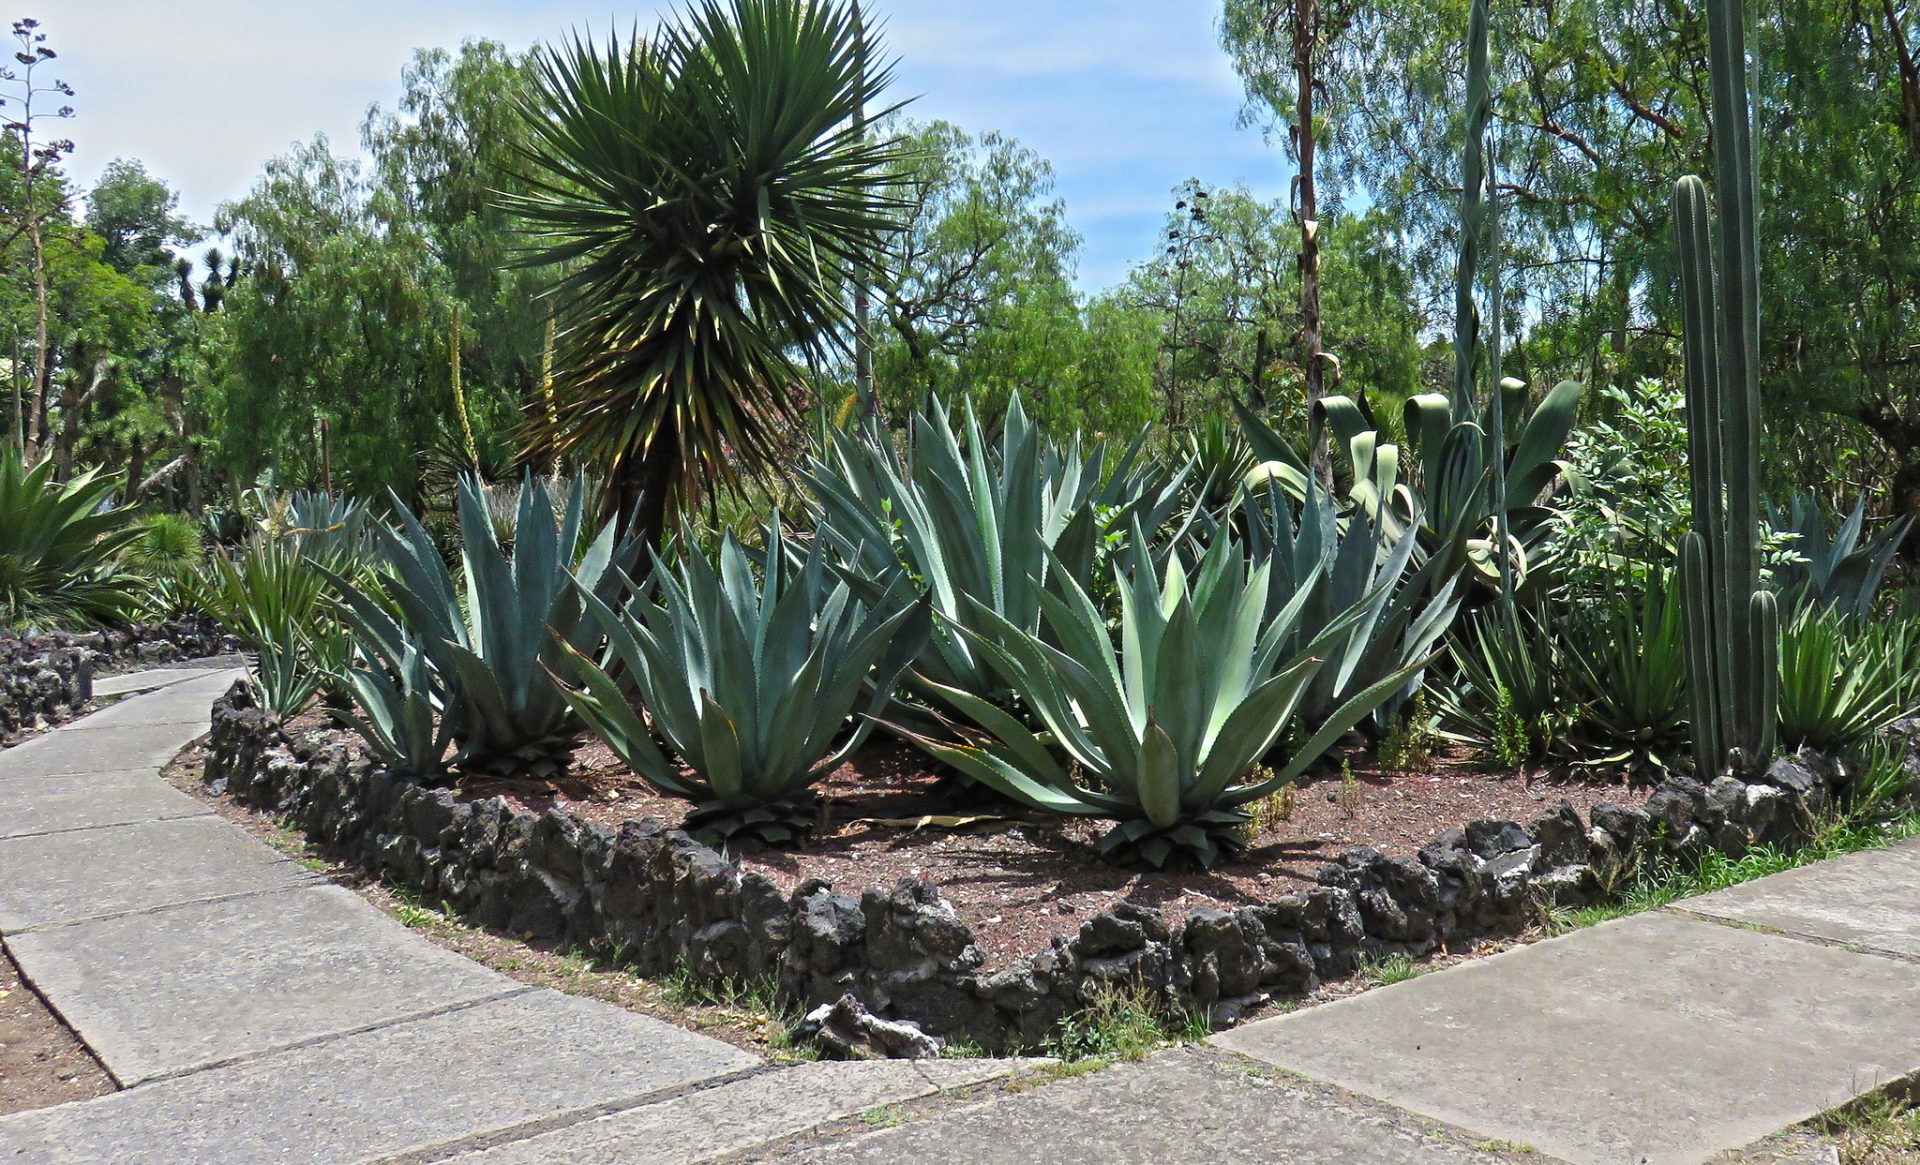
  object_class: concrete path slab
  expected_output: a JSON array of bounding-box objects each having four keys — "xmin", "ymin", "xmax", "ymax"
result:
[
  {"xmin": 439, "ymin": 1059, "xmax": 1032, "ymax": 1165},
  {"xmin": 1213, "ymin": 911, "xmax": 1920, "ymax": 1165},
  {"xmin": 0, "ymin": 768, "xmax": 210, "ymax": 838},
  {"xmin": 763, "ymin": 1048, "xmax": 1520, "ymax": 1164},
  {"xmin": 1679, "ymin": 837, "xmax": 1920, "ymax": 960},
  {"xmin": 0, "ymin": 814, "xmax": 317, "ymax": 931},
  {"xmin": 7, "ymin": 884, "xmax": 526, "ymax": 1084},
  {"xmin": 59, "ymin": 672, "xmax": 238, "ymax": 732},
  {"xmin": 91, "ymin": 663, "xmax": 242, "ymax": 697},
  {"xmin": 0, "ymin": 989, "xmax": 759, "ymax": 1165},
  {"xmin": 0, "ymin": 719, "xmax": 216, "ymax": 778}
]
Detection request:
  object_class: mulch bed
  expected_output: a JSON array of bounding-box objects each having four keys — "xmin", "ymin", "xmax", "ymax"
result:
[
  {"xmin": 444, "ymin": 733, "xmax": 1651, "ymax": 969},
  {"xmin": 0, "ymin": 946, "xmax": 115, "ymax": 1115}
]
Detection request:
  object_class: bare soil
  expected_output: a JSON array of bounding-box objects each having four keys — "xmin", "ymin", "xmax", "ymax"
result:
[
  {"xmin": 0, "ymin": 945, "xmax": 115, "ymax": 1115},
  {"xmin": 414, "ymin": 729, "xmax": 1648, "ymax": 969}
]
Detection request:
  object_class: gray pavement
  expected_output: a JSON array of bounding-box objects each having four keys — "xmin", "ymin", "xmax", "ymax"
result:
[{"xmin": 5, "ymin": 668, "xmax": 1920, "ymax": 1165}]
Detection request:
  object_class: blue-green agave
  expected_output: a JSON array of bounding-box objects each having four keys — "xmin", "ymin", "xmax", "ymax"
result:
[
  {"xmin": 901, "ymin": 530, "xmax": 1425, "ymax": 868},
  {"xmin": 331, "ymin": 475, "xmax": 635, "ymax": 780},
  {"xmin": 806, "ymin": 393, "xmax": 1184, "ymax": 717},
  {"xmin": 558, "ymin": 523, "xmax": 930, "ymax": 846}
]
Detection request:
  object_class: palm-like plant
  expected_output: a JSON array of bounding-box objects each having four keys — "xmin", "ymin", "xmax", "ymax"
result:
[
  {"xmin": 0, "ymin": 450, "xmax": 143, "ymax": 629},
  {"xmin": 559, "ymin": 523, "xmax": 929, "ymax": 846},
  {"xmin": 513, "ymin": 0, "xmax": 912, "ymax": 547}
]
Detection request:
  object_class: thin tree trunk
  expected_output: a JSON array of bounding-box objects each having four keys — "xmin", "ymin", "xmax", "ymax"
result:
[
  {"xmin": 852, "ymin": 0, "xmax": 877, "ymax": 420},
  {"xmin": 1293, "ymin": 0, "xmax": 1330, "ymax": 485},
  {"xmin": 23, "ymin": 210, "xmax": 49, "ymax": 463}
]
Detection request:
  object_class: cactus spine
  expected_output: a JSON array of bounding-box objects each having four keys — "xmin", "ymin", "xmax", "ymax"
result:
[{"xmin": 1676, "ymin": 0, "xmax": 1777, "ymax": 775}]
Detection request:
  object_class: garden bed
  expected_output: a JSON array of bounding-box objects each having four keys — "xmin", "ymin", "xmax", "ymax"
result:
[
  {"xmin": 509, "ymin": 737, "xmax": 1651, "ymax": 967},
  {"xmin": 197, "ymin": 681, "xmax": 1853, "ymax": 1054},
  {"xmin": 0, "ymin": 945, "xmax": 115, "ymax": 1115}
]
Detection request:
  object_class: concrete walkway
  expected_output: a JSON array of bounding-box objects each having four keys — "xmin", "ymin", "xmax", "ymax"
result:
[
  {"xmin": 0, "ymin": 671, "xmax": 1021, "ymax": 1164},
  {"xmin": 4, "ymin": 669, "xmax": 1916, "ymax": 1164}
]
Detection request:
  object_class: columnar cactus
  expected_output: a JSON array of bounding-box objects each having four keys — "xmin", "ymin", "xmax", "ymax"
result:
[{"xmin": 1676, "ymin": 0, "xmax": 1777, "ymax": 775}]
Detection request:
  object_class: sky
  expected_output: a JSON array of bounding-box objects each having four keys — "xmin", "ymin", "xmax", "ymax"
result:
[{"xmin": 46, "ymin": 0, "xmax": 1291, "ymax": 292}]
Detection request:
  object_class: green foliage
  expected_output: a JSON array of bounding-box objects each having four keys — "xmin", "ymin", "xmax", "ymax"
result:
[
  {"xmin": 1049, "ymin": 984, "xmax": 1191, "ymax": 1063},
  {"xmin": 1438, "ymin": 608, "xmax": 1562, "ymax": 764},
  {"xmin": 1673, "ymin": 2, "xmax": 1778, "ymax": 777},
  {"xmin": 1563, "ymin": 577, "xmax": 1691, "ymax": 778},
  {"xmin": 331, "ymin": 475, "xmax": 634, "ymax": 779},
  {"xmin": 512, "ymin": 0, "xmax": 912, "ymax": 541},
  {"xmin": 127, "ymin": 511, "xmax": 208, "ymax": 620},
  {"xmin": 902, "ymin": 532, "xmax": 1421, "ymax": 868},
  {"xmin": 807, "ymin": 394, "xmax": 1181, "ymax": 717},
  {"xmin": 1552, "ymin": 379, "xmax": 1692, "ymax": 599},
  {"xmin": 1776, "ymin": 606, "xmax": 1920, "ymax": 753},
  {"xmin": 205, "ymin": 535, "xmax": 348, "ymax": 720},
  {"xmin": 1767, "ymin": 493, "xmax": 1911, "ymax": 617},
  {"xmin": 0, "ymin": 450, "xmax": 143, "ymax": 630},
  {"xmin": 560, "ymin": 523, "xmax": 928, "ymax": 847},
  {"xmin": 1238, "ymin": 483, "xmax": 1463, "ymax": 739}
]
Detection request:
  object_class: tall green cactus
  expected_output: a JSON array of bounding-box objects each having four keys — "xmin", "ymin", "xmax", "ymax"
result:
[{"xmin": 1676, "ymin": 0, "xmax": 1777, "ymax": 776}]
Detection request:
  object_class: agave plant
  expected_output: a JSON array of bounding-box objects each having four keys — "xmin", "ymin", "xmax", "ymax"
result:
[
  {"xmin": 511, "ymin": 0, "xmax": 913, "ymax": 545},
  {"xmin": 901, "ymin": 531, "xmax": 1423, "ymax": 868},
  {"xmin": 0, "ymin": 450, "xmax": 143, "ymax": 629},
  {"xmin": 330, "ymin": 475, "xmax": 637, "ymax": 780},
  {"xmin": 1776, "ymin": 606, "xmax": 1920, "ymax": 753},
  {"xmin": 1236, "ymin": 483, "xmax": 1463, "ymax": 740},
  {"xmin": 807, "ymin": 393, "xmax": 1184, "ymax": 718},
  {"xmin": 1768, "ymin": 493, "xmax": 1911, "ymax": 617},
  {"xmin": 558, "ymin": 523, "xmax": 929, "ymax": 846},
  {"xmin": 205, "ymin": 535, "xmax": 351, "ymax": 720},
  {"xmin": 1563, "ymin": 578, "xmax": 1690, "ymax": 778},
  {"xmin": 1434, "ymin": 605, "xmax": 1565, "ymax": 766}
]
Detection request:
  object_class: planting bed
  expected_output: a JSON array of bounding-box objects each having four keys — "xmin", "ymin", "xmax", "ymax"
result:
[
  {"xmin": 0, "ymin": 946, "xmax": 114, "ymax": 1115},
  {"xmin": 194, "ymin": 680, "xmax": 1840, "ymax": 1054},
  {"xmin": 519, "ymin": 738, "xmax": 1650, "ymax": 965}
]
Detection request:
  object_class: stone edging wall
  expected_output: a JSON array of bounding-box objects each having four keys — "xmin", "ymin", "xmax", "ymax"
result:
[
  {"xmin": 0, "ymin": 617, "xmax": 236, "ymax": 739},
  {"xmin": 203, "ymin": 682, "xmax": 1915, "ymax": 1053}
]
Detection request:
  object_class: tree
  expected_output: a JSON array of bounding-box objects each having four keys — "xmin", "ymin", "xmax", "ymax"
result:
[
  {"xmin": 1222, "ymin": 0, "xmax": 1363, "ymax": 480},
  {"xmin": 0, "ymin": 17, "xmax": 75, "ymax": 459},
  {"xmin": 512, "ymin": 0, "xmax": 912, "ymax": 547},
  {"xmin": 84, "ymin": 157, "xmax": 193, "ymax": 283}
]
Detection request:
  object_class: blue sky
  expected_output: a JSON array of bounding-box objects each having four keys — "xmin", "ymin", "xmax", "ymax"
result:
[{"xmin": 51, "ymin": 1, "xmax": 1291, "ymax": 290}]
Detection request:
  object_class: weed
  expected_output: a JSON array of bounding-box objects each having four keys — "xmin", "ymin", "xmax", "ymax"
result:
[
  {"xmin": 861, "ymin": 1104, "xmax": 909, "ymax": 1129},
  {"xmin": 389, "ymin": 885, "xmax": 446, "ymax": 930},
  {"xmin": 1243, "ymin": 780, "xmax": 1297, "ymax": 840},
  {"xmin": 1380, "ymin": 693, "xmax": 1439, "ymax": 774},
  {"xmin": 1048, "ymin": 984, "xmax": 1201, "ymax": 1064},
  {"xmin": 1473, "ymin": 1139, "xmax": 1538, "ymax": 1154},
  {"xmin": 1488, "ymin": 684, "xmax": 1532, "ymax": 770},
  {"xmin": 1357, "ymin": 951, "xmax": 1421, "ymax": 987},
  {"xmin": 1818, "ymin": 1091, "xmax": 1920, "ymax": 1164},
  {"xmin": 1337, "ymin": 759, "xmax": 1362, "ymax": 819}
]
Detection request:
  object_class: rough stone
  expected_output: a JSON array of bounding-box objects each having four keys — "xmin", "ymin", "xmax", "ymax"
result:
[{"xmin": 795, "ymin": 993, "xmax": 942, "ymax": 1059}]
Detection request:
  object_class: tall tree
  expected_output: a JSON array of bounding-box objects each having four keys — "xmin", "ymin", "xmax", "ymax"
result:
[{"xmin": 0, "ymin": 17, "xmax": 75, "ymax": 459}]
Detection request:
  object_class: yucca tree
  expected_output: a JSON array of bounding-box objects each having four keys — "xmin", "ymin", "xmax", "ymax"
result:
[{"xmin": 513, "ymin": 0, "xmax": 913, "ymax": 547}]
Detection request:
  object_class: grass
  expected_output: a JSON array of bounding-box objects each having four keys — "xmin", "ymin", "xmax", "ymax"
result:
[
  {"xmin": 1541, "ymin": 805, "xmax": 1920, "ymax": 936},
  {"xmin": 1357, "ymin": 951, "xmax": 1422, "ymax": 987},
  {"xmin": 1046, "ymin": 983, "xmax": 1210, "ymax": 1066},
  {"xmin": 657, "ymin": 961, "xmax": 820, "ymax": 1061},
  {"xmin": 1819, "ymin": 1092, "xmax": 1920, "ymax": 1163}
]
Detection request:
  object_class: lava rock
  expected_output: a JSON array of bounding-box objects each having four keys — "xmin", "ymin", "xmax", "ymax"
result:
[{"xmin": 793, "ymin": 994, "xmax": 941, "ymax": 1060}]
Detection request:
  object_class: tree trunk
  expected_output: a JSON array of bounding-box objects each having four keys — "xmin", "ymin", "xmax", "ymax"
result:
[
  {"xmin": 1293, "ymin": 0, "xmax": 1331, "ymax": 485},
  {"xmin": 612, "ymin": 426, "xmax": 682, "ymax": 556}
]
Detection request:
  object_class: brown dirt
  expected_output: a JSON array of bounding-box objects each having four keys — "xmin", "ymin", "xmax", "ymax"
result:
[
  {"xmin": 437, "ymin": 733, "xmax": 1650, "ymax": 970},
  {"xmin": 0, "ymin": 945, "xmax": 115, "ymax": 1115}
]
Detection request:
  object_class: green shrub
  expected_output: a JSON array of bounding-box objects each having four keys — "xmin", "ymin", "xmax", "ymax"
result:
[
  {"xmin": 0, "ymin": 450, "xmax": 143, "ymax": 630},
  {"xmin": 558, "ymin": 523, "xmax": 929, "ymax": 846},
  {"xmin": 1437, "ymin": 607, "xmax": 1563, "ymax": 765},
  {"xmin": 205, "ymin": 535, "xmax": 348, "ymax": 720},
  {"xmin": 900, "ymin": 530, "xmax": 1420, "ymax": 868},
  {"xmin": 127, "ymin": 512, "xmax": 209, "ymax": 621}
]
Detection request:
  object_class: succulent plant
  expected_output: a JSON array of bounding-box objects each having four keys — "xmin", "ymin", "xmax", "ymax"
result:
[
  {"xmin": 807, "ymin": 393, "xmax": 1184, "ymax": 717},
  {"xmin": 558, "ymin": 522, "xmax": 929, "ymax": 846},
  {"xmin": 1675, "ymin": 0, "xmax": 1778, "ymax": 776},
  {"xmin": 331, "ymin": 474, "xmax": 636, "ymax": 780},
  {"xmin": 899, "ymin": 529, "xmax": 1424, "ymax": 869},
  {"xmin": 1767, "ymin": 492, "xmax": 1911, "ymax": 617}
]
